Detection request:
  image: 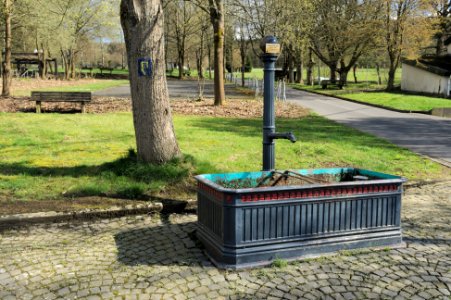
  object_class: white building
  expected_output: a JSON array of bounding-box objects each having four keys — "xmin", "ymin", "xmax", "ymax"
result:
[{"xmin": 401, "ymin": 37, "xmax": 451, "ymax": 98}]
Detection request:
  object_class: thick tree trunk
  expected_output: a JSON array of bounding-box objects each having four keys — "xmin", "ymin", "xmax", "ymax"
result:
[
  {"xmin": 329, "ymin": 64, "xmax": 337, "ymax": 84},
  {"xmin": 386, "ymin": 65, "xmax": 397, "ymax": 91},
  {"xmin": 178, "ymin": 52, "xmax": 185, "ymax": 79},
  {"xmin": 338, "ymin": 69, "xmax": 349, "ymax": 88},
  {"xmin": 2, "ymin": 0, "xmax": 12, "ymax": 97},
  {"xmin": 296, "ymin": 61, "xmax": 303, "ymax": 84},
  {"xmin": 210, "ymin": 0, "xmax": 225, "ymax": 106},
  {"xmin": 121, "ymin": 0, "xmax": 181, "ymax": 164}
]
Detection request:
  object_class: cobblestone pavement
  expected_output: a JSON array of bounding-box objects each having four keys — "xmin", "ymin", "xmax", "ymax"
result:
[{"xmin": 0, "ymin": 181, "xmax": 450, "ymax": 300}]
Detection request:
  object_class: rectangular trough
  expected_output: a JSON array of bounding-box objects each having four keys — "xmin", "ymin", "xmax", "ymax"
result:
[{"xmin": 195, "ymin": 168, "xmax": 406, "ymax": 269}]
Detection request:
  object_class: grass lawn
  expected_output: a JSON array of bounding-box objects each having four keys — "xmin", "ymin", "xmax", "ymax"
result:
[
  {"xmin": 13, "ymin": 79, "xmax": 129, "ymax": 97},
  {"xmin": 340, "ymin": 92, "xmax": 451, "ymax": 112},
  {"xmin": 293, "ymin": 84, "xmax": 451, "ymax": 112},
  {"xmin": 0, "ymin": 112, "xmax": 448, "ymax": 209},
  {"xmin": 232, "ymin": 68, "xmax": 402, "ymax": 84}
]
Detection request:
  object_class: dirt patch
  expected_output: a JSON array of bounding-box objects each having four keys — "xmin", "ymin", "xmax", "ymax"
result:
[
  {"xmin": 0, "ymin": 197, "xmax": 151, "ymax": 216},
  {"xmin": 171, "ymin": 99, "xmax": 309, "ymax": 119},
  {"xmin": 0, "ymin": 97, "xmax": 310, "ymax": 118}
]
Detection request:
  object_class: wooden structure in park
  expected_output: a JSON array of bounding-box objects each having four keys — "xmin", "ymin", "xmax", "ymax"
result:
[
  {"xmin": 31, "ymin": 91, "xmax": 92, "ymax": 113},
  {"xmin": 2, "ymin": 52, "xmax": 58, "ymax": 78}
]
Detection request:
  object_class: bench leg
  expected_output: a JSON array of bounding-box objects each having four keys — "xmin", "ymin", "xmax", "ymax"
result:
[
  {"xmin": 36, "ymin": 101, "xmax": 41, "ymax": 113},
  {"xmin": 81, "ymin": 102, "xmax": 86, "ymax": 114}
]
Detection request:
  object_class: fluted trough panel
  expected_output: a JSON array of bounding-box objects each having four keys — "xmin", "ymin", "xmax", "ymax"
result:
[
  {"xmin": 198, "ymin": 192, "xmax": 223, "ymax": 240},
  {"xmin": 240, "ymin": 195, "xmax": 400, "ymax": 243}
]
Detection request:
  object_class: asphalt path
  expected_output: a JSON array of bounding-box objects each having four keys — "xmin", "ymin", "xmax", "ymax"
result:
[
  {"xmin": 94, "ymin": 80, "xmax": 451, "ymax": 167},
  {"xmin": 94, "ymin": 78, "xmax": 246, "ymax": 99}
]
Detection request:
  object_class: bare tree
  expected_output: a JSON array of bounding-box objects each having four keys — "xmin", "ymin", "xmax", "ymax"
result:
[
  {"xmin": 189, "ymin": 0, "xmax": 225, "ymax": 106},
  {"xmin": 2, "ymin": 0, "xmax": 13, "ymax": 96},
  {"xmin": 121, "ymin": 0, "xmax": 181, "ymax": 163},
  {"xmin": 384, "ymin": 0, "xmax": 432, "ymax": 90}
]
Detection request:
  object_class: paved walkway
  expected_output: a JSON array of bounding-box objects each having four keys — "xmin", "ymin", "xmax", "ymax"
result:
[
  {"xmin": 94, "ymin": 79, "xmax": 247, "ymax": 99},
  {"xmin": 0, "ymin": 181, "xmax": 450, "ymax": 299},
  {"xmin": 95, "ymin": 81, "xmax": 451, "ymax": 167}
]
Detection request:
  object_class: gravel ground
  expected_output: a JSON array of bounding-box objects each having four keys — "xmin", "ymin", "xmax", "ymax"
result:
[{"xmin": 0, "ymin": 181, "xmax": 449, "ymax": 300}]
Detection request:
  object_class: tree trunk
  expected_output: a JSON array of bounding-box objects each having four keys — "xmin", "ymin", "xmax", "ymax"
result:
[
  {"xmin": 210, "ymin": 0, "xmax": 225, "ymax": 106},
  {"xmin": 306, "ymin": 48, "xmax": 314, "ymax": 86},
  {"xmin": 198, "ymin": 28, "xmax": 205, "ymax": 79},
  {"xmin": 240, "ymin": 36, "xmax": 246, "ymax": 87},
  {"xmin": 2, "ymin": 0, "xmax": 12, "ymax": 97},
  {"xmin": 353, "ymin": 64, "xmax": 358, "ymax": 83},
  {"xmin": 338, "ymin": 69, "xmax": 349, "ymax": 88},
  {"xmin": 178, "ymin": 51, "xmax": 185, "ymax": 79},
  {"xmin": 121, "ymin": 0, "xmax": 181, "ymax": 164},
  {"xmin": 386, "ymin": 65, "xmax": 397, "ymax": 91},
  {"xmin": 70, "ymin": 49, "xmax": 76, "ymax": 79},
  {"xmin": 376, "ymin": 63, "xmax": 382, "ymax": 85},
  {"xmin": 207, "ymin": 43, "xmax": 212, "ymax": 79},
  {"xmin": 288, "ymin": 53, "xmax": 295, "ymax": 83},
  {"xmin": 329, "ymin": 64, "xmax": 337, "ymax": 84},
  {"xmin": 296, "ymin": 61, "xmax": 303, "ymax": 84}
]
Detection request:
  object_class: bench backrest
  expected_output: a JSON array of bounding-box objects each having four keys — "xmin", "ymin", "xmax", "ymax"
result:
[{"xmin": 31, "ymin": 91, "xmax": 92, "ymax": 102}]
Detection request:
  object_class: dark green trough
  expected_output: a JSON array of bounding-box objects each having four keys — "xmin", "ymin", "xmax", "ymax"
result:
[{"xmin": 195, "ymin": 168, "xmax": 406, "ymax": 269}]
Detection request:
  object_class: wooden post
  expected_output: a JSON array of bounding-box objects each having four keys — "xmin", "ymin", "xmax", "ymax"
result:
[
  {"xmin": 81, "ymin": 102, "xmax": 86, "ymax": 114},
  {"xmin": 36, "ymin": 101, "xmax": 41, "ymax": 113}
]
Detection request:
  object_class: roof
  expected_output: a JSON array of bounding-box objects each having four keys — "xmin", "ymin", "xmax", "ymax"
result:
[{"xmin": 403, "ymin": 56, "xmax": 451, "ymax": 77}]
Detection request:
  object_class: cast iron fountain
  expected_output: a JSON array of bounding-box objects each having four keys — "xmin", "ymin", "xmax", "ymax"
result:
[{"xmin": 195, "ymin": 36, "xmax": 406, "ymax": 269}]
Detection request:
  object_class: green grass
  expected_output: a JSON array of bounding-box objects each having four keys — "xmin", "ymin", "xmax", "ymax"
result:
[
  {"xmin": 293, "ymin": 83, "xmax": 451, "ymax": 112},
  {"xmin": 340, "ymin": 92, "xmax": 451, "ymax": 112},
  {"xmin": 0, "ymin": 112, "xmax": 447, "ymax": 203},
  {"xmin": 232, "ymin": 68, "xmax": 402, "ymax": 84},
  {"xmin": 13, "ymin": 79, "xmax": 129, "ymax": 97},
  {"xmin": 272, "ymin": 257, "xmax": 288, "ymax": 268},
  {"xmin": 295, "ymin": 82, "xmax": 384, "ymax": 95}
]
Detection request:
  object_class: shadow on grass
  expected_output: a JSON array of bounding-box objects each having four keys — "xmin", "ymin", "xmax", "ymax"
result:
[{"xmin": 0, "ymin": 150, "xmax": 220, "ymax": 200}]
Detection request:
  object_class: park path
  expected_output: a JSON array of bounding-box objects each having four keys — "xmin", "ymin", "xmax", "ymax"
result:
[
  {"xmin": 94, "ymin": 78, "xmax": 246, "ymax": 99},
  {"xmin": 94, "ymin": 80, "xmax": 451, "ymax": 167}
]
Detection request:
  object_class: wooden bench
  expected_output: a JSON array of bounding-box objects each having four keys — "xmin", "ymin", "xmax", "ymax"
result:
[
  {"xmin": 31, "ymin": 91, "xmax": 92, "ymax": 113},
  {"xmin": 321, "ymin": 80, "xmax": 344, "ymax": 90}
]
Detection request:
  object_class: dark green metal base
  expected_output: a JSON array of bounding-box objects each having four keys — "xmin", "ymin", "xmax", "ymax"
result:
[{"xmin": 198, "ymin": 226, "xmax": 403, "ymax": 269}]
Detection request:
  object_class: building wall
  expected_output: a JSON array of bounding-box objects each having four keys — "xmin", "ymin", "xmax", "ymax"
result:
[{"xmin": 401, "ymin": 64, "xmax": 450, "ymax": 97}]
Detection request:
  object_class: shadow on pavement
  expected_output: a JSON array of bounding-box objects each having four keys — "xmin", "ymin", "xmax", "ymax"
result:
[{"xmin": 114, "ymin": 220, "xmax": 209, "ymax": 267}]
